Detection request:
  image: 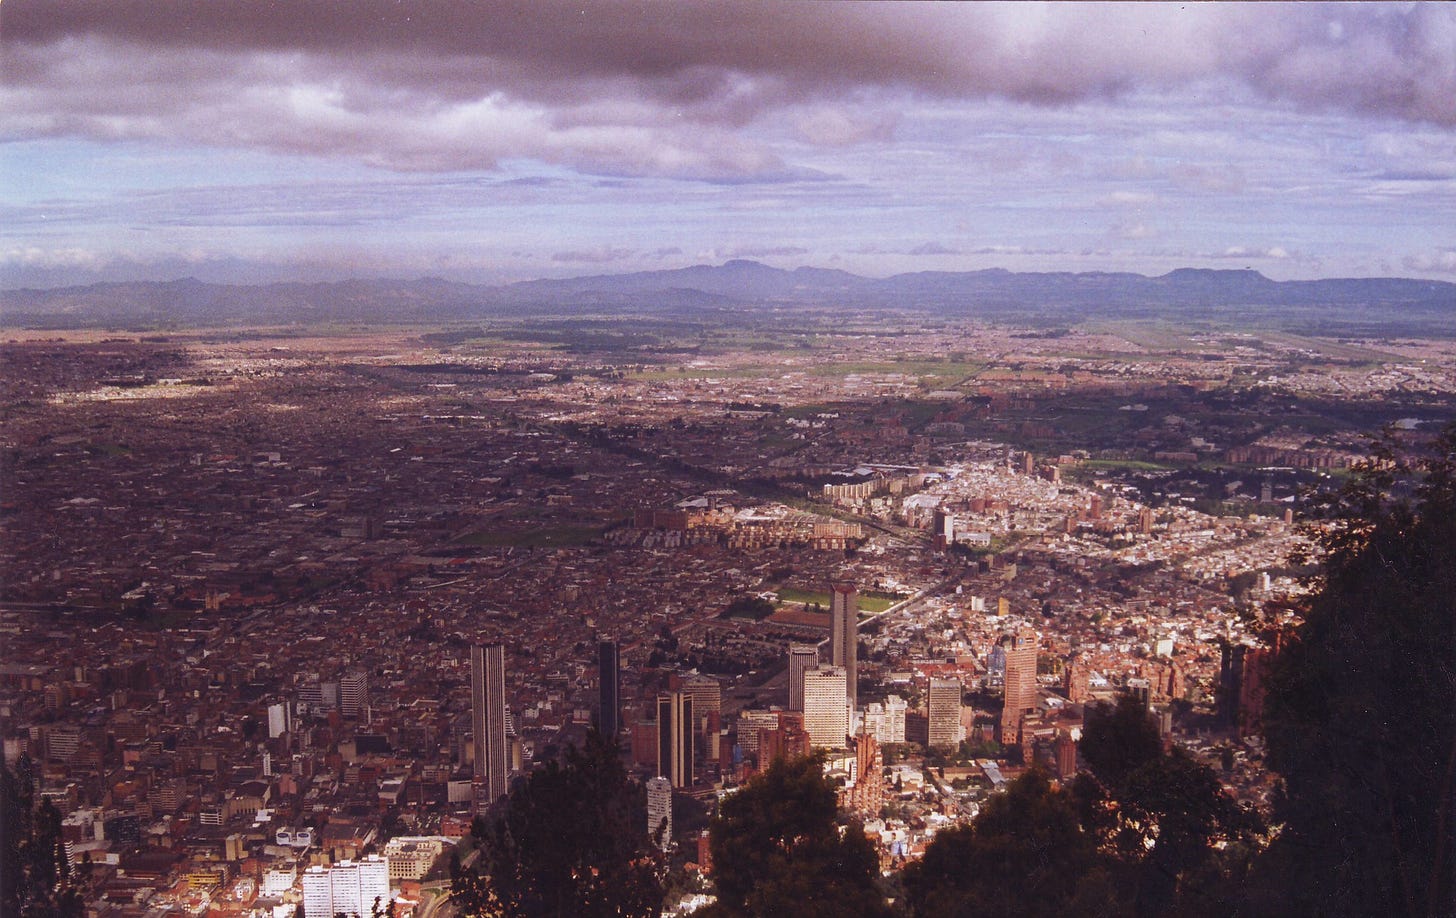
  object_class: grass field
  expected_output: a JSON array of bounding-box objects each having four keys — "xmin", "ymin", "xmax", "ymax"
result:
[
  {"xmin": 1080, "ymin": 458, "xmax": 1178, "ymax": 472},
  {"xmin": 777, "ymin": 587, "xmax": 903, "ymax": 613}
]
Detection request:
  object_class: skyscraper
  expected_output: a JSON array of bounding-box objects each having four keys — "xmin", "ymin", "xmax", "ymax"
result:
[
  {"xmin": 301, "ymin": 857, "xmax": 390, "ymax": 918},
  {"xmin": 1000, "ymin": 629, "xmax": 1038, "ymax": 745},
  {"xmin": 802, "ymin": 664, "xmax": 849, "ymax": 749},
  {"xmin": 646, "ymin": 776, "xmax": 673, "ymax": 850},
  {"xmin": 598, "ymin": 640, "xmax": 620, "ymax": 739},
  {"xmin": 787, "ymin": 643, "xmax": 819, "ymax": 712},
  {"xmin": 830, "ymin": 581, "xmax": 859, "ymax": 711},
  {"xmin": 302, "ymin": 866, "xmax": 332, "ymax": 918},
  {"xmin": 471, "ymin": 644, "xmax": 509, "ymax": 807},
  {"xmin": 340, "ymin": 670, "xmax": 368, "ymax": 720},
  {"xmin": 927, "ymin": 678, "xmax": 963, "ymax": 751},
  {"xmin": 657, "ymin": 691, "xmax": 693, "ymax": 788}
]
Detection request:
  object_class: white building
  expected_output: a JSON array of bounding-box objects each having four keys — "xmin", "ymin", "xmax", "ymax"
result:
[
  {"xmin": 646, "ymin": 776, "xmax": 673, "ymax": 850},
  {"xmin": 267, "ymin": 702, "xmax": 291, "ymax": 738},
  {"xmin": 301, "ymin": 856, "xmax": 390, "ymax": 918},
  {"xmin": 862, "ymin": 695, "xmax": 907, "ymax": 744},
  {"xmin": 802, "ymin": 665, "xmax": 849, "ymax": 749},
  {"xmin": 262, "ymin": 866, "xmax": 296, "ymax": 899},
  {"xmin": 301, "ymin": 866, "xmax": 332, "ymax": 918}
]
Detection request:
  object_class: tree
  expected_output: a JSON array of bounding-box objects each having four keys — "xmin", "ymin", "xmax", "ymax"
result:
[
  {"xmin": 1077, "ymin": 694, "xmax": 1162, "ymax": 790},
  {"xmin": 1075, "ymin": 695, "xmax": 1259, "ymax": 917},
  {"xmin": 902, "ymin": 769, "xmax": 1127, "ymax": 918},
  {"xmin": 454, "ymin": 729, "xmax": 664, "ymax": 918},
  {"xmin": 1256, "ymin": 427, "xmax": 1456, "ymax": 917},
  {"xmin": 707, "ymin": 753, "xmax": 891, "ymax": 918},
  {"xmin": 1, "ymin": 756, "xmax": 84, "ymax": 918}
]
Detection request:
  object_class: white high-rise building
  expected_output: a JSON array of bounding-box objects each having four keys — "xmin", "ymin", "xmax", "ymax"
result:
[
  {"xmin": 302, "ymin": 862, "xmax": 393, "ymax": 915},
  {"xmin": 646, "ymin": 776, "xmax": 673, "ymax": 850},
  {"xmin": 302, "ymin": 866, "xmax": 332, "ymax": 918},
  {"xmin": 267, "ymin": 702, "xmax": 291, "ymax": 738},
  {"xmin": 330, "ymin": 861, "xmax": 361, "ymax": 918},
  {"xmin": 862, "ymin": 695, "xmax": 907, "ymax": 744},
  {"xmin": 355, "ymin": 856, "xmax": 390, "ymax": 918},
  {"xmin": 303, "ymin": 857, "xmax": 391, "ymax": 918},
  {"xmin": 927, "ymin": 678, "xmax": 964, "ymax": 751},
  {"xmin": 787, "ymin": 644, "xmax": 819, "ymax": 712},
  {"xmin": 802, "ymin": 665, "xmax": 849, "ymax": 749},
  {"xmin": 340, "ymin": 671, "xmax": 368, "ymax": 720}
]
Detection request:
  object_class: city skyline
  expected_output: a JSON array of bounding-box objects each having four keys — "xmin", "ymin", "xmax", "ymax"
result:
[{"xmin": 3, "ymin": 2, "xmax": 1454, "ymax": 289}]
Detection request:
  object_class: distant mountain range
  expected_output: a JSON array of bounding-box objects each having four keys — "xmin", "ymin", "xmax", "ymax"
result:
[{"xmin": 3, "ymin": 260, "xmax": 1453, "ymax": 334}]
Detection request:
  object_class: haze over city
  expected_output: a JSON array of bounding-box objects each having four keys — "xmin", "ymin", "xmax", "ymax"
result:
[{"xmin": 3, "ymin": 1, "xmax": 1456, "ymax": 288}]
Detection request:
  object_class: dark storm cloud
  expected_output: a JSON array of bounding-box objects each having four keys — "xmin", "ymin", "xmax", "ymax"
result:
[{"xmin": 2, "ymin": 2, "xmax": 1453, "ymax": 177}]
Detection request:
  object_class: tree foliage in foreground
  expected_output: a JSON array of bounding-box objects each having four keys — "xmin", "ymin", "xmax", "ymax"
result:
[
  {"xmin": 1256, "ymin": 427, "xmax": 1456, "ymax": 917},
  {"xmin": 902, "ymin": 768, "xmax": 1126, "ymax": 917},
  {"xmin": 1075, "ymin": 695, "xmax": 1261, "ymax": 917},
  {"xmin": 1, "ymin": 756, "xmax": 85, "ymax": 918},
  {"xmin": 706, "ymin": 753, "xmax": 892, "ymax": 918},
  {"xmin": 452, "ymin": 729, "xmax": 664, "ymax": 918}
]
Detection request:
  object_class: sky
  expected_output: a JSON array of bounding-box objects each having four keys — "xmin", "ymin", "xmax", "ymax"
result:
[{"xmin": 2, "ymin": 1, "xmax": 1455, "ymax": 288}]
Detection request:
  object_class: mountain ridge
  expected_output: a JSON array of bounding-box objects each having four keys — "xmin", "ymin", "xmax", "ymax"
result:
[{"xmin": 3, "ymin": 261, "xmax": 1452, "ymax": 332}]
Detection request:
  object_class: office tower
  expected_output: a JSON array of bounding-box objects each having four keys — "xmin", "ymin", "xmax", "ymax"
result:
[
  {"xmin": 330, "ymin": 861, "xmax": 361, "ymax": 918},
  {"xmin": 1055, "ymin": 730, "xmax": 1078, "ymax": 779},
  {"xmin": 680, "ymin": 674, "xmax": 722, "ymax": 726},
  {"xmin": 758, "ymin": 711, "xmax": 812, "ymax": 764},
  {"xmin": 646, "ymin": 776, "xmax": 673, "ymax": 849},
  {"xmin": 302, "ymin": 857, "xmax": 390, "ymax": 918},
  {"xmin": 787, "ymin": 644, "xmax": 819, "ymax": 712},
  {"xmin": 802, "ymin": 665, "xmax": 849, "ymax": 749},
  {"xmin": 340, "ymin": 670, "xmax": 368, "ymax": 719},
  {"xmin": 735, "ymin": 709, "xmax": 781, "ymax": 759},
  {"xmin": 657, "ymin": 691, "xmax": 693, "ymax": 788},
  {"xmin": 845, "ymin": 730, "xmax": 883, "ymax": 816},
  {"xmin": 598, "ymin": 641, "xmax": 620, "ymax": 738},
  {"xmin": 927, "ymin": 678, "xmax": 963, "ymax": 751},
  {"xmin": 862, "ymin": 695, "xmax": 907, "ymax": 744},
  {"xmin": 1000, "ymin": 630, "xmax": 1038, "ymax": 745},
  {"xmin": 267, "ymin": 701, "xmax": 291, "ymax": 738},
  {"xmin": 830, "ymin": 581, "xmax": 859, "ymax": 711},
  {"xmin": 1218, "ymin": 641, "xmax": 1270, "ymax": 737},
  {"xmin": 471, "ymin": 644, "xmax": 509, "ymax": 807},
  {"xmin": 302, "ymin": 866, "xmax": 332, "ymax": 918},
  {"xmin": 355, "ymin": 856, "xmax": 390, "ymax": 917}
]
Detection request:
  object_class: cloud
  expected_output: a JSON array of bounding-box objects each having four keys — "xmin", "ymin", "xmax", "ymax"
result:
[
  {"xmin": 1402, "ymin": 248, "xmax": 1456, "ymax": 275},
  {"xmin": 726, "ymin": 245, "xmax": 810, "ymax": 258},
  {"xmin": 793, "ymin": 107, "xmax": 899, "ymax": 147},
  {"xmin": 908, "ymin": 242, "xmax": 960, "ymax": 256},
  {"xmin": 550, "ymin": 246, "xmax": 636, "ymax": 264},
  {"xmin": 1211, "ymin": 246, "xmax": 1296, "ymax": 261},
  {"xmin": 1111, "ymin": 221, "xmax": 1153, "ymax": 240},
  {"xmin": 2, "ymin": 2, "xmax": 1452, "ymax": 180}
]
